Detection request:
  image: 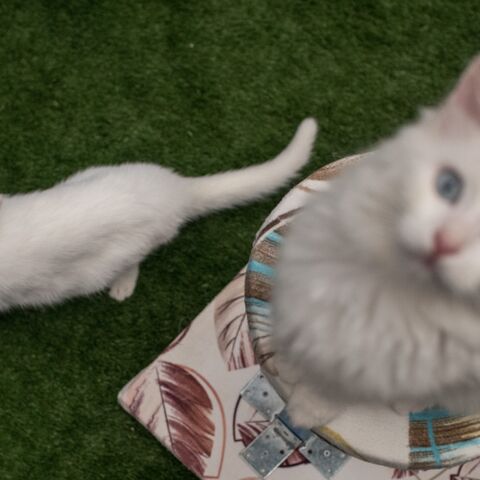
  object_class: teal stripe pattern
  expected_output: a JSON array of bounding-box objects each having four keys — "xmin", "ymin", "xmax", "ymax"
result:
[
  {"xmin": 410, "ymin": 408, "xmax": 451, "ymax": 422},
  {"xmin": 410, "ymin": 408, "xmax": 445, "ymax": 466},
  {"xmin": 247, "ymin": 260, "xmax": 275, "ymax": 278},
  {"xmin": 245, "ymin": 297, "xmax": 271, "ymax": 317},
  {"xmin": 407, "ymin": 407, "xmax": 480, "ymax": 467},
  {"xmin": 245, "ymin": 231, "xmax": 284, "ymax": 370},
  {"xmin": 266, "ymin": 231, "xmax": 283, "ymax": 244}
]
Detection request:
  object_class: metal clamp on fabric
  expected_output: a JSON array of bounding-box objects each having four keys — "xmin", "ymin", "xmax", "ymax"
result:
[{"xmin": 239, "ymin": 372, "xmax": 349, "ymax": 478}]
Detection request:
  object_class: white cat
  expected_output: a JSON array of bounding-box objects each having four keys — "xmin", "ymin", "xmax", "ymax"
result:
[
  {"xmin": 273, "ymin": 56, "xmax": 480, "ymax": 428},
  {"xmin": 0, "ymin": 118, "xmax": 317, "ymax": 311}
]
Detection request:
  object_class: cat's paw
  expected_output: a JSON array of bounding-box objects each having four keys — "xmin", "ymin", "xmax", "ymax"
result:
[
  {"xmin": 109, "ymin": 282, "xmax": 135, "ymax": 302},
  {"xmin": 109, "ymin": 265, "xmax": 139, "ymax": 302}
]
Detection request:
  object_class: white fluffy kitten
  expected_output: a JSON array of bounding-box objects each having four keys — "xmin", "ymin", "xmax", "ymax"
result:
[
  {"xmin": 273, "ymin": 56, "xmax": 480, "ymax": 428},
  {"xmin": 0, "ymin": 119, "xmax": 316, "ymax": 311}
]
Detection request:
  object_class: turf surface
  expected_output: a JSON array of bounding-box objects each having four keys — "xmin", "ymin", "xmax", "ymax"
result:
[{"xmin": 0, "ymin": 1, "xmax": 479, "ymax": 478}]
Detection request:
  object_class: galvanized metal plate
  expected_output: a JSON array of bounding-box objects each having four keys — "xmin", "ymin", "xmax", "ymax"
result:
[
  {"xmin": 239, "ymin": 417, "xmax": 302, "ymax": 478},
  {"xmin": 300, "ymin": 434, "xmax": 348, "ymax": 478},
  {"xmin": 240, "ymin": 371, "xmax": 285, "ymax": 420}
]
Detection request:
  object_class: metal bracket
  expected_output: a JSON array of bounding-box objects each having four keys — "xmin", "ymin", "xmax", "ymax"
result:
[
  {"xmin": 240, "ymin": 372, "xmax": 284, "ymax": 421},
  {"xmin": 300, "ymin": 434, "xmax": 348, "ymax": 479},
  {"xmin": 239, "ymin": 417, "xmax": 302, "ymax": 477},
  {"xmin": 239, "ymin": 371, "xmax": 349, "ymax": 478}
]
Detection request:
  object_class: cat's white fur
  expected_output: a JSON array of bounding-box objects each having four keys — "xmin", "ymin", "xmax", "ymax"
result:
[
  {"xmin": 273, "ymin": 56, "xmax": 480, "ymax": 427},
  {"xmin": 0, "ymin": 118, "xmax": 317, "ymax": 311}
]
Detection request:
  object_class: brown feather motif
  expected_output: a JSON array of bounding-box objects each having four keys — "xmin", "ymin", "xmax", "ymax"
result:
[
  {"xmin": 156, "ymin": 361, "xmax": 215, "ymax": 477},
  {"xmin": 214, "ymin": 269, "xmax": 256, "ymax": 371}
]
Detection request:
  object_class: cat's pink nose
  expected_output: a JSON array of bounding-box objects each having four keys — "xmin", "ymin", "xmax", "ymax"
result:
[
  {"xmin": 425, "ymin": 229, "xmax": 462, "ymax": 265},
  {"xmin": 434, "ymin": 229, "xmax": 462, "ymax": 256}
]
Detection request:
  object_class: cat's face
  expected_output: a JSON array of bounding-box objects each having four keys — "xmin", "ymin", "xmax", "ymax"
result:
[
  {"xmin": 396, "ymin": 130, "xmax": 480, "ymax": 295},
  {"xmin": 374, "ymin": 56, "xmax": 480, "ymax": 296}
]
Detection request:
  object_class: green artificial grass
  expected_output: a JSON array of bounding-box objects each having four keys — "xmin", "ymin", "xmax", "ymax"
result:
[{"xmin": 0, "ymin": 1, "xmax": 479, "ymax": 478}]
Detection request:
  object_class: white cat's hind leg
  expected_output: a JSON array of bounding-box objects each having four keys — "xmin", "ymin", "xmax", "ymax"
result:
[{"xmin": 109, "ymin": 264, "xmax": 140, "ymax": 301}]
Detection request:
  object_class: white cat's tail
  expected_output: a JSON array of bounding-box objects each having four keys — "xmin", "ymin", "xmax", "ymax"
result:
[{"xmin": 186, "ymin": 118, "xmax": 318, "ymax": 217}]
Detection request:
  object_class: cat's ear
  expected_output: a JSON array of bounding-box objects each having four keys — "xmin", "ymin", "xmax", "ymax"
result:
[{"xmin": 440, "ymin": 55, "xmax": 480, "ymax": 125}]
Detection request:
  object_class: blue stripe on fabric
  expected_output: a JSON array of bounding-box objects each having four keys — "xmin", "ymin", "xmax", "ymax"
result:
[
  {"xmin": 410, "ymin": 446, "xmax": 436, "ymax": 453},
  {"xmin": 411, "ymin": 435, "xmax": 480, "ymax": 463},
  {"xmin": 439, "ymin": 436, "xmax": 480, "ymax": 453},
  {"xmin": 409, "ymin": 408, "xmax": 451, "ymax": 421},
  {"xmin": 409, "ymin": 408, "xmax": 454, "ymax": 466},
  {"xmin": 426, "ymin": 418, "xmax": 442, "ymax": 466},
  {"xmin": 245, "ymin": 297, "xmax": 271, "ymax": 308},
  {"xmin": 247, "ymin": 260, "xmax": 275, "ymax": 278},
  {"xmin": 266, "ymin": 231, "xmax": 283, "ymax": 244},
  {"xmin": 245, "ymin": 297, "xmax": 271, "ymax": 316}
]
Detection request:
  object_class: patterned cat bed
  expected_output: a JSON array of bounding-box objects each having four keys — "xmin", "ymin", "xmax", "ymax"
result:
[
  {"xmin": 118, "ymin": 155, "xmax": 480, "ymax": 479},
  {"xmin": 246, "ymin": 154, "xmax": 480, "ymax": 471}
]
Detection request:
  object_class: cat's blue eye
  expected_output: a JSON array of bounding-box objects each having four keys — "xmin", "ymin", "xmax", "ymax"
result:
[{"xmin": 436, "ymin": 167, "xmax": 463, "ymax": 203}]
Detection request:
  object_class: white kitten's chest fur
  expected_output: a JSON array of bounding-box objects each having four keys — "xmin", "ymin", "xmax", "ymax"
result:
[
  {"xmin": 274, "ymin": 183, "xmax": 480, "ymax": 426},
  {"xmin": 273, "ymin": 54, "xmax": 480, "ymax": 426}
]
